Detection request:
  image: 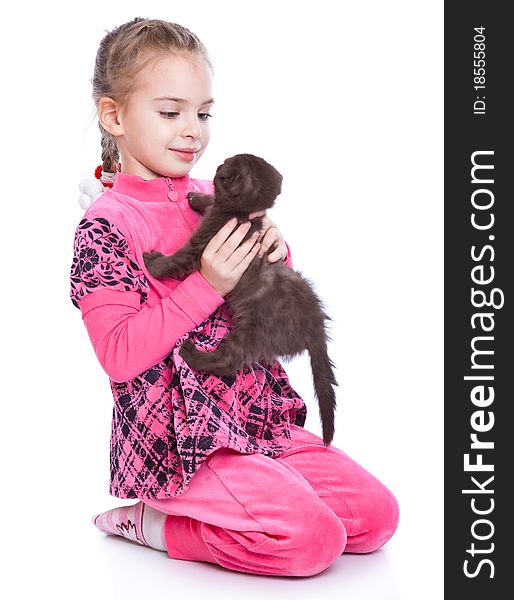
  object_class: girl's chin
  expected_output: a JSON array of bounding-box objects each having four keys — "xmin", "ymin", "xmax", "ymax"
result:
[
  {"xmin": 151, "ymin": 162, "xmax": 194, "ymax": 179},
  {"xmin": 168, "ymin": 156, "xmax": 198, "ymax": 174},
  {"xmin": 166, "ymin": 167, "xmax": 194, "ymax": 178}
]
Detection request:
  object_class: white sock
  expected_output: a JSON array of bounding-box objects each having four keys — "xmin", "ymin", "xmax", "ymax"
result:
[{"xmin": 92, "ymin": 501, "xmax": 168, "ymax": 551}]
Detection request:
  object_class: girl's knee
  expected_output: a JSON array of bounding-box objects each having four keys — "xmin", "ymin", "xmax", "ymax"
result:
[
  {"xmin": 286, "ymin": 506, "xmax": 347, "ymax": 576},
  {"xmin": 351, "ymin": 484, "xmax": 399, "ymax": 553}
]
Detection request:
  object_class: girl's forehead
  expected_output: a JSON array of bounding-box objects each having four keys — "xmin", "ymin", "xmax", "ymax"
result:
[{"xmin": 137, "ymin": 54, "xmax": 212, "ymax": 98}]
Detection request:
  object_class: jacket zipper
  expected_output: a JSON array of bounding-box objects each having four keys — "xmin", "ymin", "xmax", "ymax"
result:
[{"xmin": 166, "ymin": 177, "xmax": 193, "ymax": 232}]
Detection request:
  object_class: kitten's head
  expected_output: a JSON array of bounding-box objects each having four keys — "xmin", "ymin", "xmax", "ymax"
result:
[{"xmin": 213, "ymin": 154, "xmax": 283, "ymax": 212}]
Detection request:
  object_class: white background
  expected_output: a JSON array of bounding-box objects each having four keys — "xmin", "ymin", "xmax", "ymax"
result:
[{"xmin": 1, "ymin": 1, "xmax": 443, "ymax": 599}]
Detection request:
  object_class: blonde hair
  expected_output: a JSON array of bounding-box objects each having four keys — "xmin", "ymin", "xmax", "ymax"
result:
[{"xmin": 91, "ymin": 17, "xmax": 212, "ymax": 173}]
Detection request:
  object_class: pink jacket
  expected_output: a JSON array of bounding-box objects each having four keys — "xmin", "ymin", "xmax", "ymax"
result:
[{"xmin": 70, "ymin": 172, "xmax": 305, "ymax": 499}]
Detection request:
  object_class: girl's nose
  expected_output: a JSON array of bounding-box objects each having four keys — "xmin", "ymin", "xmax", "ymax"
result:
[{"xmin": 182, "ymin": 115, "xmax": 203, "ymax": 139}]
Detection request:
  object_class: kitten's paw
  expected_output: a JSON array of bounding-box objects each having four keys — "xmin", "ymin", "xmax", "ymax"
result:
[
  {"xmin": 187, "ymin": 192, "xmax": 202, "ymax": 211},
  {"xmin": 179, "ymin": 339, "xmax": 197, "ymax": 363},
  {"xmin": 143, "ymin": 250, "xmax": 169, "ymax": 279},
  {"xmin": 143, "ymin": 249, "xmax": 164, "ymax": 264}
]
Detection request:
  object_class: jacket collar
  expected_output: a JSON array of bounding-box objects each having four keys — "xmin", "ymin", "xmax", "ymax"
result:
[{"xmin": 111, "ymin": 171, "xmax": 192, "ymax": 203}]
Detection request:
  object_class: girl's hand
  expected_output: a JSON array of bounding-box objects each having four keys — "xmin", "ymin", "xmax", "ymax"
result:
[
  {"xmin": 248, "ymin": 210, "xmax": 287, "ymax": 263},
  {"xmin": 200, "ymin": 218, "xmax": 260, "ymax": 297}
]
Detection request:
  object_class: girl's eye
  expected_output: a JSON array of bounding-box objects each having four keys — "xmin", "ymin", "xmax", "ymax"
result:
[{"xmin": 159, "ymin": 112, "xmax": 213, "ymax": 121}]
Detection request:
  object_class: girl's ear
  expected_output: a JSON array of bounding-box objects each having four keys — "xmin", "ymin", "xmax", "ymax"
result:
[{"xmin": 98, "ymin": 97, "xmax": 124, "ymax": 137}]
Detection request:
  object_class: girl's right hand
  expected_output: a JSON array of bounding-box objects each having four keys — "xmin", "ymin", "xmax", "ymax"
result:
[{"xmin": 199, "ymin": 219, "xmax": 260, "ymax": 297}]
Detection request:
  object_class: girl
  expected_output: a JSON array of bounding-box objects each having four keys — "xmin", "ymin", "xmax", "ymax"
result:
[{"xmin": 71, "ymin": 17, "xmax": 399, "ymax": 577}]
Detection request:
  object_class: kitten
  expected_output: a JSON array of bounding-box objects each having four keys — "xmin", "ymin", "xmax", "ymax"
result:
[{"xmin": 143, "ymin": 154, "xmax": 338, "ymax": 446}]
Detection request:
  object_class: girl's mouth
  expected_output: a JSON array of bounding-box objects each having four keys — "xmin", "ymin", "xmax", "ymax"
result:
[{"xmin": 169, "ymin": 149, "xmax": 198, "ymax": 162}]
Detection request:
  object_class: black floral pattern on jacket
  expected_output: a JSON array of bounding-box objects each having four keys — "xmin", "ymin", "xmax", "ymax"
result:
[{"xmin": 70, "ymin": 217, "xmax": 148, "ymax": 307}]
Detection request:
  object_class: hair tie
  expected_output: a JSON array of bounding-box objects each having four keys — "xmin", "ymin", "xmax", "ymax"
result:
[
  {"xmin": 78, "ymin": 165, "xmax": 117, "ymax": 209},
  {"xmin": 95, "ymin": 165, "xmax": 117, "ymax": 186}
]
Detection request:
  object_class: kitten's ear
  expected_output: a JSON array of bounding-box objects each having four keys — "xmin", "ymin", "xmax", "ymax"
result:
[
  {"xmin": 276, "ymin": 172, "xmax": 283, "ymax": 193},
  {"xmin": 217, "ymin": 169, "xmax": 239, "ymax": 183},
  {"xmin": 220, "ymin": 171, "xmax": 241, "ymax": 186},
  {"xmin": 231, "ymin": 165, "xmax": 254, "ymax": 197}
]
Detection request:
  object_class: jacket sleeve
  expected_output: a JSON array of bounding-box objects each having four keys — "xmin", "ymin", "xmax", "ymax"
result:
[
  {"xmin": 283, "ymin": 240, "xmax": 293, "ymax": 269},
  {"xmin": 70, "ymin": 216, "xmax": 225, "ymax": 383}
]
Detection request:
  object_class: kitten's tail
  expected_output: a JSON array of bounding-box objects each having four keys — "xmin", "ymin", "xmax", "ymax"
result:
[{"xmin": 307, "ymin": 337, "xmax": 338, "ymax": 447}]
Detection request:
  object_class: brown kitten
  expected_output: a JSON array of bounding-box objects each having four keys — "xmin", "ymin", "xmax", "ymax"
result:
[{"xmin": 143, "ymin": 154, "xmax": 338, "ymax": 446}]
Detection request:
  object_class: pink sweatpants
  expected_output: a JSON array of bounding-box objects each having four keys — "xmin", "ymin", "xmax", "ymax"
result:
[{"xmin": 143, "ymin": 424, "xmax": 399, "ymax": 577}]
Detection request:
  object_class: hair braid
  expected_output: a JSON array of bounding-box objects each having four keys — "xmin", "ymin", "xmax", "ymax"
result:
[{"xmin": 99, "ymin": 121, "xmax": 119, "ymax": 174}]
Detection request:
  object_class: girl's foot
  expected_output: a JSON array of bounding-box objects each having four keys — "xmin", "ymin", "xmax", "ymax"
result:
[{"xmin": 92, "ymin": 501, "xmax": 167, "ymax": 551}]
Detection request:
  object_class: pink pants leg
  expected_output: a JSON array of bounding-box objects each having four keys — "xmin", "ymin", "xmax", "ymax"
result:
[{"xmin": 143, "ymin": 424, "xmax": 399, "ymax": 577}]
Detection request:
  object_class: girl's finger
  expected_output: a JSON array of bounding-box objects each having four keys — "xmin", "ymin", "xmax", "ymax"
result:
[
  {"xmin": 249, "ymin": 210, "xmax": 266, "ymax": 220},
  {"xmin": 230, "ymin": 239, "xmax": 261, "ymax": 277},
  {"xmin": 227, "ymin": 231, "xmax": 260, "ymax": 265},
  {"xmin": 257, "ymin": 228, "xmax": 278, "ymax": 256},
  {"xmin": 265, "ymin": 242, "xmax": 285, "ymax": 263},
  {"xmin": 214, "ymin": 221, "xmax": 252, "ymax": 261},
  {"xmin": 205, "ymin": 218, "xmax": 240, "ymax": 254},
  {"xmin": 256, "ymin": 218, "xmax": 271, "ymax": 239}
]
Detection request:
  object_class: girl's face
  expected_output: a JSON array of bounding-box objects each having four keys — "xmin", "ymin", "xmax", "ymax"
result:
[{"xmin": 114, "ymin": 53, "xmax": 213, "ymax": 180}]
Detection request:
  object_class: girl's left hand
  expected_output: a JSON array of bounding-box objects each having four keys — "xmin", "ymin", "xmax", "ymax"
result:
[{"xmin": 248, "ymin": 210, "xmax": 287, "ymax": 263}]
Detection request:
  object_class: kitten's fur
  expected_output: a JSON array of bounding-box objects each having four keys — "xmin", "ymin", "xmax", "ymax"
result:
[{"xmin": 143, "ymin": 154, "xmax": 338, "ymax": 446}]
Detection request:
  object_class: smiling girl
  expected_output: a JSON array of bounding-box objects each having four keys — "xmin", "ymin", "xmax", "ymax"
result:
[{"xmin": 70, "ymin": 17, "xmax": 398, "ymax": 577}]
